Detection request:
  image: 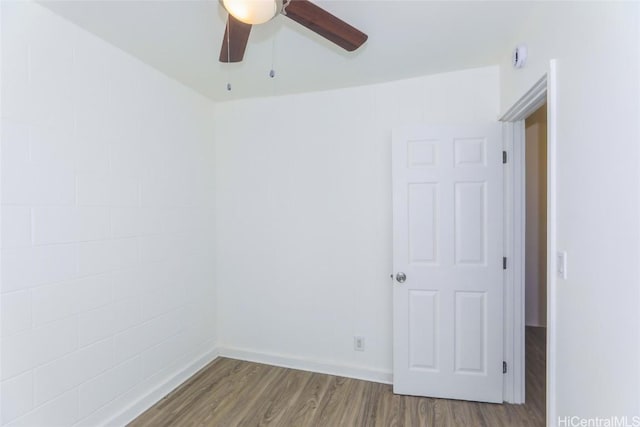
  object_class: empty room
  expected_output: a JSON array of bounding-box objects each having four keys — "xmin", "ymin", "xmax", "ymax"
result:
[{"xmin": 1, "ymin": 1, "xmax": 639, "ymax": 426}]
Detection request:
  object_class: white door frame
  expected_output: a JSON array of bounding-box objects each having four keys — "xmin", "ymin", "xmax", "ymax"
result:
[{"xmin": 500, "ymin": 59, "xmax": 557, "ymax": 427}]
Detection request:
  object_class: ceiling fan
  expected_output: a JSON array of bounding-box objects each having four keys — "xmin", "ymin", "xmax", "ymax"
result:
[{"xmin": 219, "ymin": 0, "xmax": 368, "ymax": 63}]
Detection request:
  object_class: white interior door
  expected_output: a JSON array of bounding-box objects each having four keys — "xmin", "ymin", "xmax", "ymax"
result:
[{"xmin": 392, "ymin": 124, "xmax": 504, "ymax": 403}]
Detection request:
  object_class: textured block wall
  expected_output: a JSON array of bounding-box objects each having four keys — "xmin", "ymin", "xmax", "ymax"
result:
[{"xmin": 1, "ymin": 2, "xmax": 216, "ymax": 425}]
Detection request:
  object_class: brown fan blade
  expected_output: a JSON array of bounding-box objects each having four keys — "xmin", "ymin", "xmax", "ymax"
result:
[
  {"xmin": 283, "ymin": 0, "xmax": 367, "ymax": 52},
  {"xmin": 219, "ymin": 15, "xmax": 252, "ymax": 63}
]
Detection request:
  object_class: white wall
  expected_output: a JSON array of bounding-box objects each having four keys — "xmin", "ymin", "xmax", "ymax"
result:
[
  {"xmin": 525, "ymin": 105, "xmax": 547, "ymax": 327},
  {"xmin": 5, "ymin": 1, "xmax": 638, "ymax": 424},
  {"xmin": 500, "ymin": 2, "xmax": 640, "ymax": 420},
  {"xmin": 0, "ymin": 2, "xmax": 216, "ymax": 425},
  {"xmin": 215, "ymin": 66, "xmax": 499, "ymax": 379}
]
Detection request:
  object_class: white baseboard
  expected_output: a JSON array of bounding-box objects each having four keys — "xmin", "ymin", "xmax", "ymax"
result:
[
  {"xmin": 102, "ymin": 347, "xmax": 220, "ymax": 426},
  {"xmin": 218, "ymin": 346, "xmax": 393, "ymax": 385}
]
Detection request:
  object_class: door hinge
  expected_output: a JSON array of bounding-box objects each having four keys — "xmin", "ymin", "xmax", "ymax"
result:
[
  {"xmin": 502, "ymin": 151, "xmax": 507, "ymax": 164},
  {"xmin": 503, "ymin": 257, "xmax": 507, "ymax": 270},
  {"xmin": 503, "ymin": 361, "xmax": 507, "ymax": 374}
]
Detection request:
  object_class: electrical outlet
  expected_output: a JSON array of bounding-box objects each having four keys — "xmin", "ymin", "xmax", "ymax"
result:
[{"xmin": 354, "ymin": 336, "xmax": 365, "ymax": 352}]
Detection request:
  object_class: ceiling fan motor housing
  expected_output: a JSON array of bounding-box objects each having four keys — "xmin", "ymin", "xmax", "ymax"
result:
[{"xmin": 220, "ymin": 0, "xmax": 284, "ymax": 25}]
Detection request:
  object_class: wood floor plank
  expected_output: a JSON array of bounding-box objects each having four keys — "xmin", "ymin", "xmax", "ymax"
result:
[
  {"xmin": 185, "ymin": 362, "xmax": 272, "ymax": 426},
  {"xmin": 130, "ymin": 358, "xmax": 246, "ymax": 427},
  {"xmin": 370, "ymin": 383, "xmax": 405, "ymax": 427},
  {"xmin": 236, "ymin": 367, "xmax": 313, "ymax": 426},
  {"xmin": 351, "ymin": 379, "xmax": 383, "ymax": 425},
  {"xmin": 198, "ymin": 363, "xmax": 282, "ymax": 426},
  {"xmin": 157, "ymin": 359, "xmax": 244, "ymax": 414},
  {"xmin": 432, "ymin": 397, "xmax": 456, "ymax": 427},
  {"xmin": 404, "ymin": 394, "xmax": 434, "ymax": 426},
  {"xmin": 337, "ymin": 378, "xmax": 370, "ymax": 426},
  {"xmin": 313, "ymin": 376, "xmax": 356, "ymax": 425},
  {"xmin": 278, "ymin": 370, "xmax": 331, "ymax": 426},
  {"xmin": 129, "ymin": 327, "xmax": 546, "ymax": 427}
]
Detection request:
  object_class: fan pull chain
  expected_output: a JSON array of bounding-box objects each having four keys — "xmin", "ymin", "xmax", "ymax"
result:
[
  {"xmin": 269, "ymin": 38, "xmax": 276, "ymax": 80},
  {"xmin": 269, "ymin": 34, "xmax": 277, "ymax": 94},
  {"xmin": 226, "ymin": 18, "xmax": 232, "ymax": 91}
]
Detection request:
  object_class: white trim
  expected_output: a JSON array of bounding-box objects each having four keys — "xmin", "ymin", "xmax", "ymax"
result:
[
  {"xmin": 502, "ymin": 122, "xmax": 515, "ymax": 403},
  {"xmin": 99, "ymin": 347, "xmax": 220, "ymax": 427},
  {"xmin": 218, "ymin": 347, "xmax": 393, "ymax": 385},
  {"xmin": 500, "ymin": 62, "xmax": 557, "ymax": 416},
  {"xmin": 513, "ymin": 120, "xmax": 527, "ymax": 404},
  {"xmin": 500, "ymin": 75, "xmax": 548, "ymax": 122},
  {"xmin": 0, "ymin": 2, "xmax": 4, "ymax": 422},
  {"xmin": 546, "ymin": 59, "xmax": 558, "ymax": 427},
  {"xmin": 502, "ymin": 120, "xmax": 526, "ymax": 404}
]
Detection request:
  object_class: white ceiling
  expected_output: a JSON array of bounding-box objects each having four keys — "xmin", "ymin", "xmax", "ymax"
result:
[{"xmin": 40, "ymin": 1, "xmax": 538, "ymax": 101}]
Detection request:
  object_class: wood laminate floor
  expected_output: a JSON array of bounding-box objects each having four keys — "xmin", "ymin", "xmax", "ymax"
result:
[{"xmin": 130, "ymin": 327, "xmax": 546, "ymax": 426}]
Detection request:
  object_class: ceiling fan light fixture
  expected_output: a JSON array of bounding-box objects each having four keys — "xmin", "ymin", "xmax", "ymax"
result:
[
  {"xmin": 219, "ymin": 0, "xmax": 368, "ymax": 63},
  {"xmin": 221, "ymin": 0, "xmax": 282, "ymax": 25}
]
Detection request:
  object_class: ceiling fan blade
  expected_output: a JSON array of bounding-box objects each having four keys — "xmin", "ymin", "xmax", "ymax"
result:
[
  {"xmin": 219, "ymin": 15, "xmax": 252, "ymax": 63},
  {"xmin": 283, "ymin": 0, "xmax": 367, "ymax": 52}
]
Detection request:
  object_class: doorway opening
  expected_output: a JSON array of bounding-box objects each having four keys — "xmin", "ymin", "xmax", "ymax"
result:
[
  {"xmin": 524, "ymin": 103, "xmax": 547, "ymax": 421},
  {"xmin": 500, "ymin": 61, "xmax": 557, "ymax": 427}
]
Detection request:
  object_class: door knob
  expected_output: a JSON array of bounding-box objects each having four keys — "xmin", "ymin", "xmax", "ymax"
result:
[{"xmin": 395, "ymin": 272, "xmax": 406, "ymax": 283}]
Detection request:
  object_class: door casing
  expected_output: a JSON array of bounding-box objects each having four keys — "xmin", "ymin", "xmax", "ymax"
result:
[{"xmin": 499, "ymin": 60, "xmax": 557, "ymax": 427}]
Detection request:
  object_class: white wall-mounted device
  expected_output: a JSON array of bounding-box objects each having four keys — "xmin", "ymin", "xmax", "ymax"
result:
[{"xmin": 512, "ymin": 44, "xmax": 528, "ymax": 69}]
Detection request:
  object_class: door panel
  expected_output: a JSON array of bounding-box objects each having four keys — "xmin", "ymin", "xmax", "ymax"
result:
[
  {"xmin": 409, "ymin": 290, "xmax": 438, "ymax": 370},
  {"xmin": 392, "ymin": 124, "xmax": 503, "ymax": 403},
  {"xmin": 408, "ymin": 183, "xmax": 438, "ymax": 264},
  {"xmin": 454, "ymin": 291, "xmax": 486, "ymax": 374},
  {"xmin": 455, "ymin": 182, "xmax": 486, "ymax": 264}
]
